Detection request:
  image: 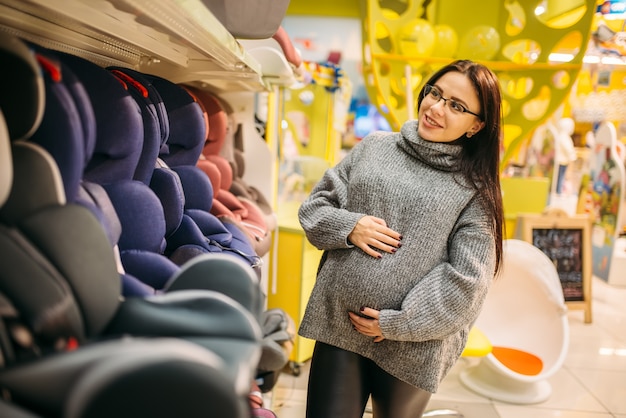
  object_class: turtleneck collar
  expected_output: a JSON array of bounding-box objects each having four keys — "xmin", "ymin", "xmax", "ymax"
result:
[{"xmin": 397, "ymin": 120, "xmax": 462, "ymax": 172}]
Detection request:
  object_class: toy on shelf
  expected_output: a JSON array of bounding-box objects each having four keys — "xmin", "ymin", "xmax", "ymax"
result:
[{"xmin": 586, "ymin": 122, "xmax": 626, "ymax": 284}]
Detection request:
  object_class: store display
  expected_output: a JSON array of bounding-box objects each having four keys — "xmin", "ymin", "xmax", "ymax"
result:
[{"xmin": 587, "ymin": 122, "xmax": 626, "ymax": 283}]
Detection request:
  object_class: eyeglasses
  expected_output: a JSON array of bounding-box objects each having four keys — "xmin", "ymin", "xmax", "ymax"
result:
[{"xmin": 423, "ymin": 84, "xmax": 482, "ymax": 119}]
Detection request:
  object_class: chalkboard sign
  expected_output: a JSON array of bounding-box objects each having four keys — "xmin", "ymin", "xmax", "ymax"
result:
[
  {"xmin": 517, "ymin": 209, "xmax": 593, "ymax": 323},
  {"xmin": 531, "ymin": 228, "xmax": 584, "ymax": 301}
]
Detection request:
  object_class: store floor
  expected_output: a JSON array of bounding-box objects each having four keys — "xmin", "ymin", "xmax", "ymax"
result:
[{"xmin": 265, "ymin": 276, "xmax": 626, "ymax": 418}]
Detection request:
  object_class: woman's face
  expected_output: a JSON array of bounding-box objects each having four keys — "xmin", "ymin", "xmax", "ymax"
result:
[{"xmin": 418, "ymin": 71, "xmax": 485, "ymax": 143}]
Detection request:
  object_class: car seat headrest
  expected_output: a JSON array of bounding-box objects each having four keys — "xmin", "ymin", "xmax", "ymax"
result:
[
  {"xmin": 56, "ymin": 53, "xmax": 143, "ymax": 184},
  {"xmin": 147, "ymin": 75, "xmax": 205, "ymax": 168},
  {"xmin": 28, "ymin": 49, "xmax": 88, "ymax": 204},
  {"xmin": 108, "ymin": 67, "xmax": 170, "ymax": 184},
  {"xmin": 182, "ymin": 86, "xmax": 210, "ymax": 144},
  {"xmin": 0, "ymin": 142, "xmax": 65, "ymax": 225},
  {"xmin": 183, "ymin": 86, "xmax": 228, "ymax": 156},
  {"xmin": 0, "ymin": 32, "xmax": 44, "ymax": 141},
  {"xmin": 28, "ymin": 46, "xmax": 97, "ymax": 168}
]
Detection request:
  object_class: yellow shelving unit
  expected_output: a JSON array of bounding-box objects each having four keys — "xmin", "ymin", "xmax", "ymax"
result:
[
  {"xmin": 268, "ymin": 202, "xmax": 323, "ymax": 371},
  {"xmin": 268, "ymin": 79, "xmax": 346, "ymax": 371}
]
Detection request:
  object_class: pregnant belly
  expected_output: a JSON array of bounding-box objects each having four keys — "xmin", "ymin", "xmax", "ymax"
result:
[{"xmin": 320, "ymin": 255, "xmax": 413, "ymax": 311}]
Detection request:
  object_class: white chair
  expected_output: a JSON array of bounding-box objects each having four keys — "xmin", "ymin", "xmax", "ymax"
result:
[{"xmin": 459, "ymin": 239, "xmax": 569, "ymax": 404}]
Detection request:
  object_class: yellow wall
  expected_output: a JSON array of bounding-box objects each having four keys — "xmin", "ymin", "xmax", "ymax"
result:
[{"xmin": 286, "ymin": 0, "xmax": 361, "ymax": 17}]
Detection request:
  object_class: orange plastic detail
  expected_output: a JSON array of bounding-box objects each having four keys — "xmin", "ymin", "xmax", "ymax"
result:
[
  {"xmin": 492, "ymin": 346, "xmax": 543, "ymax": 376},
  {"xmin": 35, "ymin": 54, "xmax": 61, "ymax": 82},
  {"xmin": 66, "ymin": 337, "xmax": 79, "ymax": 351},
  {"xmin": 109, "ymin": 70, "xmax": 148, "ymax": 98}
]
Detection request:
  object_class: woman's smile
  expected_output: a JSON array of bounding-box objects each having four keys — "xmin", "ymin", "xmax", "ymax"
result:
[{"xmin": 423, "ymin": 114, "xmax": 443, "ymax": 128}]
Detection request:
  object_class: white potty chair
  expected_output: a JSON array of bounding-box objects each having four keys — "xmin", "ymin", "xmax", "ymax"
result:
[{"xmin": 459, "ymin": 239, "xmax": 569, "ymax": 404}]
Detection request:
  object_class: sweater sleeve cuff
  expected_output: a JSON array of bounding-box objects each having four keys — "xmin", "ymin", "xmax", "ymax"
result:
[
  {"xmin": 336, "ymin": 212, "xmax": 365, "ymax": 248},
  {"xmin": 379, "ymin": 309, "xmax": 413, "ymax": 341}
]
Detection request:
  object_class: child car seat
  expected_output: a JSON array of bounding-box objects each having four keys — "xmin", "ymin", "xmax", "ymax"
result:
[
  {"xmin": 0, "ymin": 34, "xmax": 261, "ymax": 418},
  {"xmin": 105, "ymin": 66, "xmax": 262, "ymax": 275},
  {"xmin": 184, "ymin": 85, "xmax": 271, "ymax": 255},
  {"xmin": 42, "ymin": 49, "xmax": 259, "ymax": 298}
]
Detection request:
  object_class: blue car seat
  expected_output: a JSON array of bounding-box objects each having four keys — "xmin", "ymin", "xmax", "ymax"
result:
[
  {"xmin": 185, "ymin": 85, "xmax": 272, "ymax": 255},
  {"xmin": 28, "ymin": 45, "xmax": 265, "ymax": 320},
  {"xmin": 109, "ymin": 67, "xmax": 263, "ymax": 274},
  {"xmin": 43, "ymin": 48, "xmax": 245, "ymax": 289},
  {"xmin": 25, "ymin": 45, "xmax": 176, "ymax": 296}
]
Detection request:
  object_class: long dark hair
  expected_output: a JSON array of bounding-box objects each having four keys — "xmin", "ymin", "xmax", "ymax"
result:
[{"xmin": 418, "ymin": 59, "xmax": 504, "ymax": 274}]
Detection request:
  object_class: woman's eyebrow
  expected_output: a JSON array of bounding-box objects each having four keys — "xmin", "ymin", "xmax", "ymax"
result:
[{"xmin": 433, "ymin": 83, "xmax": 471, "ymax": 107}]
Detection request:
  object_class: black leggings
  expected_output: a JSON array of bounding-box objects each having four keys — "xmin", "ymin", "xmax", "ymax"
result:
[{"xmin": 306, "ymin": 342, "xmax": 432, "ymax": 418}]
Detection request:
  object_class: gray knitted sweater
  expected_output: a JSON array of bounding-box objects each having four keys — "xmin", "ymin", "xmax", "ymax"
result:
[{"xmin": 298, "ymin": 120, "xmax": 496, "ymax": 393}]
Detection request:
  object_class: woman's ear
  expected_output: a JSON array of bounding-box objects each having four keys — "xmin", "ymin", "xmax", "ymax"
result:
[{"xmin": 468, "ymin": 120, "xmax": 485, "ymax": 137}]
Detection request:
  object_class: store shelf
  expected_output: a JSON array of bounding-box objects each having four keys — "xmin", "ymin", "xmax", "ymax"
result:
[
  {"xmin": 0, "ymin": 0, "xmax": 269, "ymax": 92},
  {"xmin": 239, "ymin": 38, "xmax": 298, "ymax": 87}
]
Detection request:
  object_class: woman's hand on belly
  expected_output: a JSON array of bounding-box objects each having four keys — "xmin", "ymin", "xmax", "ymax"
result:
[
  {"xmin": 348, "ymin": 215, "xmax": 402, "ymax": 259},
  {"xmin": 348, "ymin": 307, "xmax": 385, "ymax": 343}
]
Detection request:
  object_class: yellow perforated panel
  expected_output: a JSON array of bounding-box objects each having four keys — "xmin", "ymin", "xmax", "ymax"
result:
[{"xmin": 361, "ymin": 0, "xmax": 596, "ymax": 168}]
